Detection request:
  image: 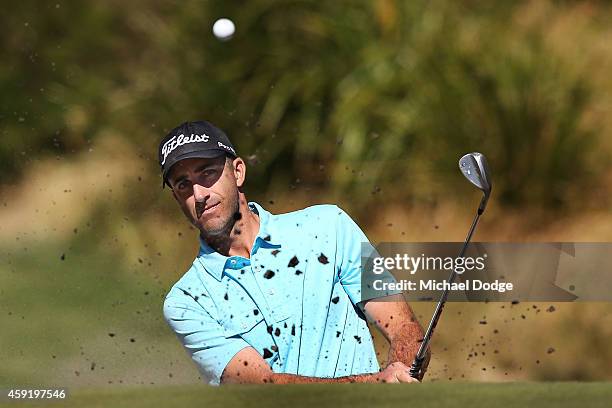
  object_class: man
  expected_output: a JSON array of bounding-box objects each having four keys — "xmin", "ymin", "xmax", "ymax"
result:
[{"xmin": 160, "ymin": 120, "xmax": 429, "ymax": 385}]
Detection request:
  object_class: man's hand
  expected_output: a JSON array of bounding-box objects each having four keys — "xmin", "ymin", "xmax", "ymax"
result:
[{"xmin": 374, "ymin": 362, "xmax": 419, "ymax": 383}]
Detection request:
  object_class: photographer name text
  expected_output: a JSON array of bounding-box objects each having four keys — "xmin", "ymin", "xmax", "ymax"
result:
[{"xmin": 373, "ymin": 279, "xmax": 513, "ymax": 293}]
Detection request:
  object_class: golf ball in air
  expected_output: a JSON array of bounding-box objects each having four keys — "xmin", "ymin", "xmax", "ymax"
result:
[{"xmin": 213, "ymin": 18, "xmax": 235, "ymax": 40}]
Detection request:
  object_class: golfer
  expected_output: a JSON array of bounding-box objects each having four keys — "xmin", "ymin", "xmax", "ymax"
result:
[{"xmin": 160, "ymin": 120, "xmax": 429, "ymax": 385}]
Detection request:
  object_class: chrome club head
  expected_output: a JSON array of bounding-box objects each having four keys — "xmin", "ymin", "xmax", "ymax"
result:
[{"xmin": 459, "ymin": 152, "xmax": 492, "ymax": 213}]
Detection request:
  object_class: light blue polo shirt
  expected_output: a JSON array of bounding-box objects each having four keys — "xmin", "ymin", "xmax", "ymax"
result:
[{"xmin": 163, "ymin": 202, "xmax": 397, "ymax": 385}]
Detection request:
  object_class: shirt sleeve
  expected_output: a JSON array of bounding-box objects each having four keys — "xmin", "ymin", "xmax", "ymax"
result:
[
  {"xmin": 163, "ymin": 293, "xmax": 249, "ymax": 385},
  {"xmin": 335, "ymin": 207, "xmax": 402, "ymax": 307}
]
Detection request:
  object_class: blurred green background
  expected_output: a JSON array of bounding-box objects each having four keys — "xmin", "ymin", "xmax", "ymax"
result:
[{"xmin": 1, "ymin": 0, "xmax": 612, "ymax": 388}]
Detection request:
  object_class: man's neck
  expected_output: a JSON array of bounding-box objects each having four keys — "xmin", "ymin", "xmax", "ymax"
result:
[{"xmin": 201, "ymin": 198, "xmax": 260, "ymax": 259}]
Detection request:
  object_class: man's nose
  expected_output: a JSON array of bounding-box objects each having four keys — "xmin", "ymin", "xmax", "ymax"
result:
[{"xmin": 193, "ymin": 184, "xmax": 209, "ymax": 203}]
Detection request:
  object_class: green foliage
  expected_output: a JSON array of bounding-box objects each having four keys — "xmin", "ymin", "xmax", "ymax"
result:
[{"xmin": 0, "ymin": 0, "xmax": 608, "ymax": 209}]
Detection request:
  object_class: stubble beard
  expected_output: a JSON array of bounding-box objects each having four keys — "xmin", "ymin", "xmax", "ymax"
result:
[{"xmin": 199, "ymin": 191, "xmax": 240, "ymax": 241}]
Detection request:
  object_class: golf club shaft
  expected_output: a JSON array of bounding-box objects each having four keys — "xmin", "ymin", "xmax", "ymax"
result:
[{"xmin": 409, "ymin": 210, "xmax": 482, "ymax": 379}]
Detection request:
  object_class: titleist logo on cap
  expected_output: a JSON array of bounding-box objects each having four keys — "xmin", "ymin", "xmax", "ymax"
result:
[{"xmin": 161, "ymin": 133, "xmax": 210, "ymax": 166}]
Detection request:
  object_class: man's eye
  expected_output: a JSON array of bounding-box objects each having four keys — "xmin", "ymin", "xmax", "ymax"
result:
[
  {"xmin": 203, "ymin": 169, "xmax": 216, "ymax": 177},
  {"xmin": 177, "ymin": 181, "xmax": 188, "ymax": 190}
]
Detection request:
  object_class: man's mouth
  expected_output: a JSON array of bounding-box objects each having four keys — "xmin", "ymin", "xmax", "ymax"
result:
[{"xmin": 195, "ymin": 202, "xmax": 219, "ymax": 219}]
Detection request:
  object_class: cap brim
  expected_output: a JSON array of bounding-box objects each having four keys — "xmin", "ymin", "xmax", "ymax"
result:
[{"xmin": 162, "ymin": 149, "xmax": 232, "ymax": 187}]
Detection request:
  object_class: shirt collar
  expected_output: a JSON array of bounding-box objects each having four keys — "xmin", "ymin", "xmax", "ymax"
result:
[{"xmin": 197, "ymin": 201, "xmax": 281, "ymax": 281}]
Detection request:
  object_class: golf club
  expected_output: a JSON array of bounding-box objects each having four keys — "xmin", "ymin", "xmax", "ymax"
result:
[{"xmin": 409, "ymin": 152, "xmax": 492, "ymax": 380}]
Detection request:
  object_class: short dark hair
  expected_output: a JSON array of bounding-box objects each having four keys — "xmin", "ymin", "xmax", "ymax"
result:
[{"xmin": 224, "ymin": 154, "xmax": 235, "ymax": 169}]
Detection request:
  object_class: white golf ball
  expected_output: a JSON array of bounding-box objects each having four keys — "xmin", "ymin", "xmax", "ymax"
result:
[{"xmin": 212, "ymin": 18, "xmax": 235, "ymax": 40}]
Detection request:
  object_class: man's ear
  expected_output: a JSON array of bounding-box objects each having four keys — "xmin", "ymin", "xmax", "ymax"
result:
[{"xmin": 232, "ymin": 157, "xmax": 247, "ymax": 188}]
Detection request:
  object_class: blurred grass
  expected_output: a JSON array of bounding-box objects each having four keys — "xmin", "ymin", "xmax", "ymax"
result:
[
  {"xmin": 6, "ymin": 383, "xmax": 612, "ymax": 408},
  {"xmin": 0, "ymin": 236, "xmax": 199, "ymax": 387}
]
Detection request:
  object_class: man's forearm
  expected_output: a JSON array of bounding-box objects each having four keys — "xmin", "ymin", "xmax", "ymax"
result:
[
  {"xmin": 220, "ymin": 351, "xmax": 417, "ymax": 385},
  {"xmin": 226, "ymin": 372, "xmax": 380, "ymax": 384},
  {"xmin": 363, "ymin": 294, "xmax": 428, "ymax": 371},
  {"xmin": 266, "ymin": 372, "xmax": 379, "ymax": 384},
  {"xmin": 387, "ymin": 320, "xmax": 428, "ymax": 368}
]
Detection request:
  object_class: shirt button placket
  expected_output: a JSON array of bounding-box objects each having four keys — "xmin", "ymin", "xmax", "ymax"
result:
[{"xmin": 248, "ymin": 256, "xmax": 273, "ymax": 323}]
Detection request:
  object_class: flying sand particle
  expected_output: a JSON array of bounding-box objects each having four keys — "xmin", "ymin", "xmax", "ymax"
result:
[{"xmin": 288, "ymin": 256, "xmax": 299, "ymax": 267}]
